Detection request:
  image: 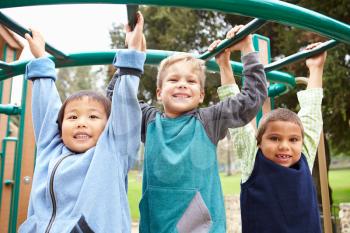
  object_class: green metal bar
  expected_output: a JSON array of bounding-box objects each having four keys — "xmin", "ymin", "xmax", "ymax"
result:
[
  {"xmin": 126, "ymin": 4, "xmax": 139, "ymax": 30},
  {"xmin": 0, "ymin": 11, "xmax": 68, "ymax": 60},
  {"xmin": 0, "ymin": 0, "xmax": 349, "ymax": 44},
  {"xmin": 0, "ymin": 104, "xmax": 21, "ymax": 115},
  {"xmin": 265, "ymin": 40, "xmax": 339, "ymax": 72},
  {"xmin": 8, "ymin": 78, "xmax": 27, "ymax": 233},
  {"xmin": 199, "ymin": 19, "xmax": 267, "ymax": 61},
  {"xmin": 269, "ymin": 83, "xmax": 287, "ymax": 97},
  {"xmin": 0, "ymin": 61, "xmax": 11, "ymax": 70},
  {"xmin": 205, "ymin": 57, "xmax": 296, "ymax": 88},
  {"xmin": 0, "ymin": 49, "xmax": 296, "ymax": 88},
  {"xmin": 0, "ymin": 137, "xmax": 18, "ymax": 211}
]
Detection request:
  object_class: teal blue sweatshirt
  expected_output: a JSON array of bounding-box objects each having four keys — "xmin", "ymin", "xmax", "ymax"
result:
[{"xmin": 19, "ymin": 50, "xmax": 145, "ymax": 233}]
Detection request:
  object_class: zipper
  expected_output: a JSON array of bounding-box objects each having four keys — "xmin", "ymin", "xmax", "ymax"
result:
[{"xmin": 45, "ymin": 153, "xmax": 74, "ymax": 233}]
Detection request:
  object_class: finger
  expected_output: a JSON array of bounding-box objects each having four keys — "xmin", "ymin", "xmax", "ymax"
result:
[
  {"xmin": 124, "ymin": 24, "xmax": 131, "ymax": 33},
  {"xmin": 134, "ymin": 12, "xmax": 144, "ymax": 31},
  {"xmin": 208, "ymin": 39, "xmax": 221, "ymax": 51},
  {"xmin": 141, "ymin": 36, "xmax": 147, "ymax": 52},
  {"xmin": 24, "ymin": 33, "xmax": 32, "ymax": 41}
]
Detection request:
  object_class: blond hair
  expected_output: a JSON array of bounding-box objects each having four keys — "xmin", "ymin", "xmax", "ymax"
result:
[
  {"xmin": 156, "ymin": 53, "xmax": 206, "ymax": 89},
  {"xmin": 256, "ymin": 108, "xmax": 304, "ymax": 145}
]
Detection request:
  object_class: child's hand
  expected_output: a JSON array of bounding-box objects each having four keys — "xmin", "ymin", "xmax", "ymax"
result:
[
  {"xmin": 208, "ymin": 39, "xmax": 231, "ymax": 68},
  {"xmin": 25, "ymin": 29, "xmax": 46, "ymax": 58},
  {"xmin": 226, "ymin": 25, "xmax": 254, "ymax": 55},
  {"xmin": 305, "ymin": 42, "xmax": 327, "ymax": 70},
  {"xmin": 125, "ymin": 11, "xmax": 146, "ymax": 52}
]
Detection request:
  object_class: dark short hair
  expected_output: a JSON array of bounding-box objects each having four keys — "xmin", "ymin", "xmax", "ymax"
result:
[
  {"xmin": 57, "ymin": 90, "xmax": 111, "ymax": 136},
  {"xmin": 256, "ymin": 108, "xmax": 304, "ymax": 145}
]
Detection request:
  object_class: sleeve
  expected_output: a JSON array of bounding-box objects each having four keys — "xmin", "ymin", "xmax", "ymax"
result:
[
  {"xmin": 200, "ymin": 52, "xmax": 268, "ymax": 144},
  {"xmin": 25, "ymin": 57, "xmax": 62, "ymax": 151},
  {"xmin": 139, "ymin": 101, "xmax": 159, "ymax": 143},
  {"xmin": 217, "ymin": 84, "xmax": 258, "ymax": 183},
  {"xmin": 297, "ymin": 88, "xmax": 324, "ymax": 172},
  {"xmin": 107, "ymin": 49, "xmax": 146, "ymax": 171}
]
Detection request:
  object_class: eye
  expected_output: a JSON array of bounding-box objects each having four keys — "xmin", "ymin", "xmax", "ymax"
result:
[
  {"xmin": 167, "ymin": 77, "xmax": 178, "ymax": 82},
  {"xmin": 269, "ymin": 136, "xmax": 279, "ymax": 142},
  {"xmin": 67, "ymin": 115, "xmax": 77, "ymax": 120},
  {"xmin": 89, "ymin": 115, "xmax": 99, "ymax": 119},
  {"xmin": 290, "ymin": 137, "xmax": 300, "ymax": 143},
  {"xmin": 188, "ymin": 79, "xmax": 197, "ymax": 84}
]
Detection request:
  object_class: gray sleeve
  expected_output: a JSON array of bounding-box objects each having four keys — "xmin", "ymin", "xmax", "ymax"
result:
[
  {"xmin": 199, "ymin": 52, "xmax": 267, "ymax": 145},
  {"xmin": 139, "ymin": 101, "xmax": 159, "ymax": 143}
]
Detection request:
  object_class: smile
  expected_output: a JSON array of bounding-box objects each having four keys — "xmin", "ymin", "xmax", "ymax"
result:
[
  {"xmin": 276, "ymin": 154, "xmax": 292, "ymax": 159},
  {"xmin": 173, "ymin": 93, "xmax": 191, "ymax": 98},
  {"xmin": 73, "ymin": 133, "xmax": 91, "ymax": 140}
]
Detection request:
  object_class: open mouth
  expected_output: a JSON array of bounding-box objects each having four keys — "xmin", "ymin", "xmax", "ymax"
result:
[
  {"xmin": 276, "ymin": 154, "xmax": 292, "ymax": 161},
  {"xmin": 173, "ymin": 93, "xmax": 191, "ymax": 98},
  {"xmin": 73, "ymin": 133, "xmax": 91, "ymax": 140}
]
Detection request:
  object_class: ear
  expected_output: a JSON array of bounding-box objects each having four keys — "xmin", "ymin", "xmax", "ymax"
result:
[
  {"xmin": 199, "ymin": 89, "xmax": 205, "ymax": 103},
  {"xmin": 156, "ymin": 87, "xmax": 162, "ymax": 101}
]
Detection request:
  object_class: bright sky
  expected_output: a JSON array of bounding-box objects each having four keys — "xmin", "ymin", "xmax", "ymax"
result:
[
  {"xmin": 2, "ymin": 4, "xmax": 127, "ymax": 104},
  {"xmin": 2, "ymin": 4, "xmax": 128, "ymax": 59}
]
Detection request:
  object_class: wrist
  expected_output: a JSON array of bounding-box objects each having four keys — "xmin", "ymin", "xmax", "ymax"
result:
[{"xmin": 241, "ymin": 44, "xmax": 255, "ymax": 56}]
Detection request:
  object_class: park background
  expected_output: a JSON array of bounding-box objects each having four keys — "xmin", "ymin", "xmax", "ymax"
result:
[{"xmin": 1, "ymin": 0, "xmax": 349, "ymax": 232}]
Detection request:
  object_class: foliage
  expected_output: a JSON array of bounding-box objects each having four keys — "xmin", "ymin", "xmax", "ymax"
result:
[
  {"xmin": 108, "ymin": 3, "xmax": 350, "ymax": 155},
  {"xmin": 223, "ymin": 1, "xmax": 350, "ymax": 155},
  {"xmin": 109, "ymin": 6, "xmax": 227, "ymax": 106},
  {"xmin": 56, "ymin": 66, "xmax": 106, "ymax": 101}
]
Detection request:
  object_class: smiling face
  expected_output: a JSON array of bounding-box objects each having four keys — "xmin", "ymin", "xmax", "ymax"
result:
[
  {"xmin": 61, "ymin": 96, "xmax": 108, "ymax": 153},
  {"xmin": 156, "ymin": 60, "xmax": 205, "ymax": 118},
  {"xmin": 259, "ymin": 120, "xmax": 303, "ymax": 167}
]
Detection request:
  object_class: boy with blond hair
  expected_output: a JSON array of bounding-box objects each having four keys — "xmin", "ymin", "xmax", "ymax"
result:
[{"xmin": 107, "ymin": 24, "xmax": 268, "ymax": 233}]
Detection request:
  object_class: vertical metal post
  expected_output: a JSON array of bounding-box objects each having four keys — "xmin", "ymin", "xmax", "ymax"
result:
[
  {"xmin": 318, "ymin": 131, "xmax": 333, "ymax": 233},
  {"xmin": 8, "ymin": 75, "xmax": 27, "ymax": 233}
]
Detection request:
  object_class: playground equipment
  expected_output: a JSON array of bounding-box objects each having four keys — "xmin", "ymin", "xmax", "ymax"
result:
[{"xmin": 0, "ymin": 1, "xmax": 349, "ymax": 233}]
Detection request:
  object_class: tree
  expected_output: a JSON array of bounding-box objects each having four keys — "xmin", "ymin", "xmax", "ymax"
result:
[
  {"xmin": 56, "ymin": 66, "xmax": 106, "ymax": 101},
  {"xmin": 222, "ymin": 0, "xmax": 350, "ymax": 155},
  {"xmin": 108, "ymin": 3, "xmax": 350, "ymax": 155},
  {"xmin": 109, "ymin": 6, "xmax": 227, "ymax": 106}
]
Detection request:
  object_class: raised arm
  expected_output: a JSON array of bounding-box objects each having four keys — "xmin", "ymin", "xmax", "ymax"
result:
[
  {"xmin": 25, "ymin": 30, "xmax": 62, "ymax": 151},
  {"xmin": 211, "ymin": 30, "xmax": 259, "ymax": 182},
  {"xmin": 298, "ymin": 43, "xmax": 326, "ymax": 170},
  {"xmin": 106, "ymin": 12, "xmax": 146, "ymax": 171},
  {"xmin": 201, "ymin": 25, "xmax": 267, "ymax": 144}
]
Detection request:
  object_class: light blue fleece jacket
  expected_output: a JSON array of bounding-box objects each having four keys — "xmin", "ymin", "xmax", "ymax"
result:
[{"xmin": 18, "ymin": 50, "xmax": 146, "ymax": 233}]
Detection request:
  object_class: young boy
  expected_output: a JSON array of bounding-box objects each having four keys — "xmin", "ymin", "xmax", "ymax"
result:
[
  {"xmin": 19, "ymin": 13, "xmax": 145, "ymax": 233},
  {"xmin": 217, "ymin": 42, "xmax": 326, "ymax": 233},
  {"xmin": 107, "ymin": 22, "xmax": 268, "ymax": 232}
]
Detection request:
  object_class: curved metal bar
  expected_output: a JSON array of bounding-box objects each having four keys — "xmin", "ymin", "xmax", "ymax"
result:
[
  {"xmin": 0, "ymin": 11, "xmax": 68, "ymax": 59},
  {"xmin": 0, "ymin": 49, "xmax": 295, "ymax": 88},
  {"xmin": 0, "ymin": 104, "xmax": 21, "ymax": 115},
  {"xmin": 0, "ymin": 0, "xmax": 349, "ymax": 44},
  {"xmin": 0, "ymin": 61, "xmax": 11, "ymax": 70},
  {"xmin": 265, "ymin": 40, "xmax": 339, "ymax": 72},
  {"xmin": 199, "ymin": 19, "xmax": 267, "ymax": 61},
  {"xmin": 127, "ymin": 4, "xmax": 139, "ymax": 30}
]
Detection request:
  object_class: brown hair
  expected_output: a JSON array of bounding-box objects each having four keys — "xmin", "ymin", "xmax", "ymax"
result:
[
  {"xmin": 57, "ymin": 90, "xmax": 111, "ymax": 135},
  {"xmin": 156, "ymin": 53, "xmax": 206, "ymax": 89},
  {"xmin": 256, "ymin": 108, "xmax": 304, "ymax": 145}
]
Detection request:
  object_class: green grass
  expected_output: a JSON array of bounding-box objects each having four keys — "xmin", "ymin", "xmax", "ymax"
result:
[
  {"xmin": 128, "ymin": 169, "xmax": 350, "ymax": 221},
  {"xmin": 328, "ymin": 169, "xmax": 350, "ymax": 205}
]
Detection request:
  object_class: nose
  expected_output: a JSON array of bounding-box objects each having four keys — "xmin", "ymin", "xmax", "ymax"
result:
[
  {"xmin": 278, "ymin": 140, "xmax": 289, "ymax": 150},
  {"xmin": 176, "ymin": 79, "xmax": 188, "ymax": 88},
  {"xmin": 76, "ymin": 117, "xmax": 87, "ymax": 128}
]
